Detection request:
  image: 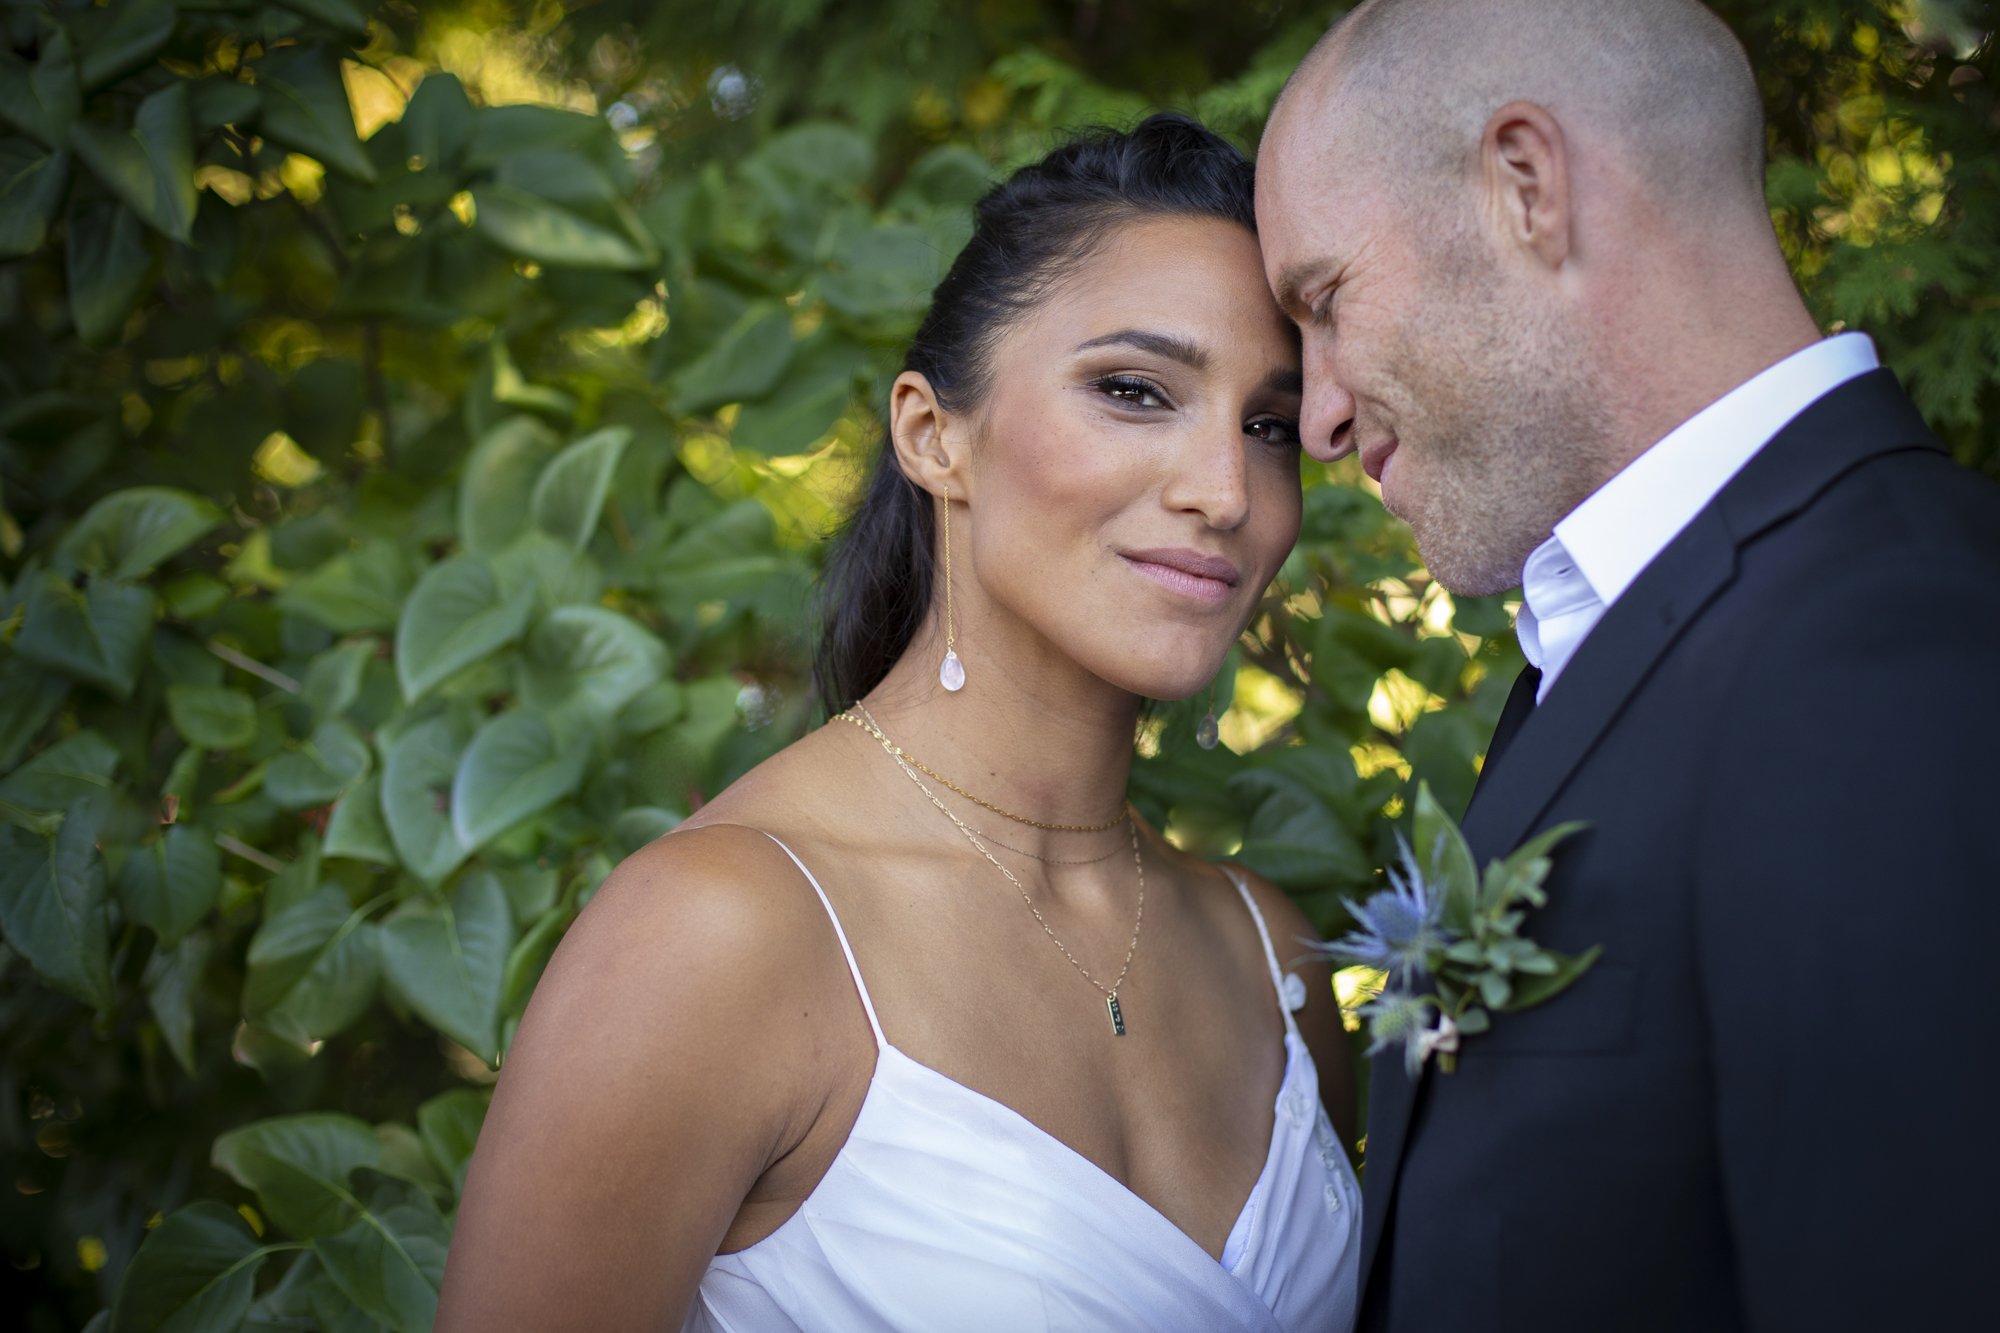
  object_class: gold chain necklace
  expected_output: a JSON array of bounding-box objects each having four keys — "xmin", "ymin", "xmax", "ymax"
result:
[
  {"xmin": 834, "ymin": 708, "xmax": 1126, "ymax": 833},
  {"xmin": 844, "ymin": 708, "xmax": 1144, "ymax": 1036},
  {"xmin": 961, "ymin": 823, "xmax": 1128, "ymax": 866}
]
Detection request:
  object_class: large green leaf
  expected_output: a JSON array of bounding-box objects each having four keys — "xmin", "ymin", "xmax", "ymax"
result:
[
  {"xmin": 79, "ymin": 0, "xmax": 178, "ymax": 91},
  {"xmin": 0, "ymin": 29, "xmax": 80, "ymax": 148},
  {"xmin": 517, "ymin": 605, "xmax": 668, "ymax": 727},
  {"xmin": 378, "ymin": 871, "xmax": 513, "ymax": 1065},
  {"xmin": 450, "ymin": 710, "xmax": 588, "ymax": 851},
  {"xmin": 819, "ymin": 224, "xmax": 941, "ymax": 324},
  {"xmin": 1228, "ymin": 749, "xmax": 1381, "ymax": 892},
  {"xmin": 323, "ymin": 772, "xmax": 396, "ymax": 865},
  {"xmin": 394, "ymin": 555, "xmax": 534, "ymax": 702},
  {"xmin": 530, "ymin": 425, "xmax": 630, "ymax": 550},
  {"xmin": 416, "ymin": 1088, "xmax": 488, "ymax": 1195},
  {"xmin": 276, "ymin": 0, "xmax": 372, "ymax": 42},
  {"xmin": 0, "ymin": 728, "xmax": 119, "ymax": 810},
  {"xmin": 243, "ymin": 885, "xmax": 381, "ymax": 1043},
  {"xmin": 15, "ymin": 572, "xmax": 154, "ymax": 698},
  {"xmin": 0, "ymin": 655, "xmax": 68, "ymax": 770},
  {"xmin": 143, "ymin": 932, "xmax": 210, "ymax": 1074},
  {"xmin": 1410, "ymin": 781, "xmax": 1479, "ymax": 934},
  {"xmin": 745, "ymin": 120, "xmax": 875, "ymax": 194},
  {"xmin": 670, "ymin": 302, "xmax": 794, "ymax": 415},
  {"xmin": 311, "ymin": 1169, "xmax": 449, "ymax": 1333},
  {"xmin": 280, "ymin": 540, "xmax": 415, "ymax": 634},
  {"xmin": 733, "ymin": 330, "xmax": 869, "ymax": 456},
  {"xmin": 0, "ymin": 798, "xmax": 114, "ymax": 1010},
  {"xmin": 57, "ymin": 486, "xmax": 223, "ymax": 581},
  {"xmin": 400, "ymin": 73, "xmax": 474, "ymax": 172},
  {"xmin": 0, "ymin": 142, "xmax": 71, "ymax": 259},
  {"xmin": 255, "ymin": 48, "xmax": 377, "ymax": 184},
  {"xmin": 471, "ymin": 182, "xmax": 651, "ymax": 269},
  {"xmin": 301, "ymin": 640, "xmax": 376, "ymax": 723},
  {"xmin": 377, "ymin": 718, "xmax": 469, "ymax": 882},
  {"xmin": 108, "ymin": 1201, "xmax": 269, "ymax": 1333},
  {"xmin": 266, "ymin": 720, "xmax": 371, "ymax": 809},
  {"xmin": 64, "ymin": 198, "xmax": 152, "ymax": 345},
  {"xmin": 457, "ymin": 415, "xmax": 560, "ymax": 557},
  {"xmin": 167, "ymin": 684, "xmax": 258, "ymax": 751},
  {"xmin": 211, "ymin": 1112, "xmax": 382, "ymax": 1238},
  {"xmin": 117, "ymin": 822, "xmax": 221, "ymax": 947},
  {"xmin": 68, "ymin": 82, "xmax": 197, "ymax": 242}
]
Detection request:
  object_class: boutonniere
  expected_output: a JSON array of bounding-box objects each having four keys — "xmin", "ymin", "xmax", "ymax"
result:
[{"xmin": 1319, "ymin": 784, "xmax": 1600, "ymax": 1075}]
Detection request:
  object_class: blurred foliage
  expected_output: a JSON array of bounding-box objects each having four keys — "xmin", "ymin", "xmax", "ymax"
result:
[{"xmin": 0, "ymin": 0, "xmax": 1989, "ymax": 1327}]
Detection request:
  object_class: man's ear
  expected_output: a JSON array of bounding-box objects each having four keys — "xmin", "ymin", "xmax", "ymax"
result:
[
  {"xmin": 1481, "ymin": 100, "xmax": 1572, "ymax": 271},
  {"xmin": 887, "ymin": 370, "xmax": 967, "ymax": 497}
]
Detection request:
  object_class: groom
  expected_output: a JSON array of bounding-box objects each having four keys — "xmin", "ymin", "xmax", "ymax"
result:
[{"xmin": 1257, "ymin": 0, "xmax": 2000, "ymax": 1328}]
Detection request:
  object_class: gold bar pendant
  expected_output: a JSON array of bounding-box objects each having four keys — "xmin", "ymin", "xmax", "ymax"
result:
[{"xmin": 1106, "ymin": 992, "xmax": 1126, "ymax": 1036}]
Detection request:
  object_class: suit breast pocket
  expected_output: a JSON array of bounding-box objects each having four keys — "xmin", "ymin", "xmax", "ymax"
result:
[{"xmin": 1473, "ymin": 960, "xmax": 1641, "ymax": 1057}]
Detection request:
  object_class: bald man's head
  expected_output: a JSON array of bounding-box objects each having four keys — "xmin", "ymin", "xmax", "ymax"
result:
[{"xmin": 1274, "ymin": 0, "xmax": 1766, "ymax": 226}]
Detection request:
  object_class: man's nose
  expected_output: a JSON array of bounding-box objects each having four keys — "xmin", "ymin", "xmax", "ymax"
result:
[{"xmin": 1301, "ymin": 375, "xmax": 1358, "ymax": 464}]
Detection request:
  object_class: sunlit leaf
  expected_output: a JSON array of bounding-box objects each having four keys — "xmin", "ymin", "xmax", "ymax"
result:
[
  {"xmin": 472, "ymin": 182, "xmax": 651, "ymax": 269},
  {"xmin": 323, "ymin": 772, "xmax": 396, "ymax": 866},
  {"xmin": 255, "ymin": 47, "xmax": 377, "ymax": 184}
]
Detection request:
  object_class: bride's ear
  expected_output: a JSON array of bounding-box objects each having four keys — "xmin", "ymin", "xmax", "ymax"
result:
[{"xmin": 888, "ymin": 371, "xmax": 966, "ymax": 497}]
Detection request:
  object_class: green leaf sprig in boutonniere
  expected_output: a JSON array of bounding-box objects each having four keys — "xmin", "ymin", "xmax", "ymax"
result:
[{"xmin": 1320, "ymin": 784, "xmax": 1600, "ymax": 1075}]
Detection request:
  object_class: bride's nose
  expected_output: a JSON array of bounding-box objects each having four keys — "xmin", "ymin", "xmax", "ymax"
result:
[{"xmin": 1160, "ymin": 423, "xmax": 1252, "ymax": 530}]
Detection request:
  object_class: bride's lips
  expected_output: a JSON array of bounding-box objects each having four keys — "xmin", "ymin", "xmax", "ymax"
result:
[
  {"xmin": 1120, "ymin": 547, "xmax": 1242, "ymax": 605},
  {"xmin": 1359, "ymin": 437, "xmax": 1399, "ymax": 484}
]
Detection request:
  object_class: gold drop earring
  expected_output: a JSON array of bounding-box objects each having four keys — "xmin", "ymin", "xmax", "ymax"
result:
[{"xmin": 938, "ymin": 484, "xmax": 965, "ymax": 693}]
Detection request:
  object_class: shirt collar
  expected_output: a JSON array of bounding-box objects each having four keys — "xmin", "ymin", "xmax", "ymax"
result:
[{"xmin": 1552, "ymin": 332, "xmax": 1881, "ymax": 608}]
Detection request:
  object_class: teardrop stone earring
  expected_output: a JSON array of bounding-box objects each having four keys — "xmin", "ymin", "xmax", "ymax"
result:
[
  {"xmin": 1196, "ymin": 683, "xmax": 1219, "ymax": 749},
  {"xmin": 938, "ymin": 484, "xmax": 965, "ymax": 693}
]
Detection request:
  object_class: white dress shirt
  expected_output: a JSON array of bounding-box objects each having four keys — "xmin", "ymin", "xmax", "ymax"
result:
[{"xmin": 1514, "ymin": 333, "xmax": 1880, "ymax": 701}]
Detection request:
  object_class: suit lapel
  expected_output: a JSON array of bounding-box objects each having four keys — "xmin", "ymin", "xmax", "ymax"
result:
[{"xmin": 1355, "ymin": 368, "xmax": 1944, "ymax": 1302}]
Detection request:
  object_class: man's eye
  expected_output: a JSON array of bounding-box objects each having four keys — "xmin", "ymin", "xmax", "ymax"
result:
[
  {"xmin": 1247, "ymin": 417, "xmax": 1303, "ymax": 449},
  {"xmin": 1093, "ymin": 375, "xmax": 1168, "ymax": 409}
]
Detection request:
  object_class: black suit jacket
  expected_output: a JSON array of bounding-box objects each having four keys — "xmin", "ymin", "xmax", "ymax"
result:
[{"xmin": 1356, "ymin": 370, "xmax": 2000, "ymax": 1331}]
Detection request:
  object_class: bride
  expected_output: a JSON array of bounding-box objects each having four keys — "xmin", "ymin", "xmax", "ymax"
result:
[{"xmin": 439, "ymin": 113, "xmax": 1361, "ymax": 1332}]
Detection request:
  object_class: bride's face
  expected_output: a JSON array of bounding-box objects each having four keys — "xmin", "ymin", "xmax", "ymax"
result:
[{"xmin": 952, "ymin": 215, "xmax": 1303, "ymax": 701}]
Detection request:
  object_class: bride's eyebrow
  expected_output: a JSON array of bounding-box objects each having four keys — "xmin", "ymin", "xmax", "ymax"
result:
[{"xmin": 1072, "ymin": 328, "xmax": 1211, "ymax": 371}]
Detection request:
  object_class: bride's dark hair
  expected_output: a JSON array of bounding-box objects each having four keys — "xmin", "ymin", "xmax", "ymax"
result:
[{"xmin": 813, "ymin": 112, "xmax": 1259, "ymax": 713}]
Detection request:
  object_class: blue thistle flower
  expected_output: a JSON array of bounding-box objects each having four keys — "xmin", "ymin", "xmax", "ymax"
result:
[{"xmin": 1319, "ymin": 833, "xmax": 1453, "ymax": 984}]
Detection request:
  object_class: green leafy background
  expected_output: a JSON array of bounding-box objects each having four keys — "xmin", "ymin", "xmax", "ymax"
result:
[{"xmin": 0, "ymin": 1, "xmax": 1991, "ymax": 1327}]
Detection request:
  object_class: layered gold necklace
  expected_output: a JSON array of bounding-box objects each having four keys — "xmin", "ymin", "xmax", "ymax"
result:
[{"xmin": 839, "ymin": 704, "xmax": 1144, "ymax": 1036}]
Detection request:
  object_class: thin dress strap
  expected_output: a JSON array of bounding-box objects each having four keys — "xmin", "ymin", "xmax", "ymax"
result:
[
  {"xmin": 762, "ymin": 833, "xmax": 887, "ymax": 1051},
  {"xmin": 1221, "ymin": 864, "xmax": 1303, "ymax": 1041}
]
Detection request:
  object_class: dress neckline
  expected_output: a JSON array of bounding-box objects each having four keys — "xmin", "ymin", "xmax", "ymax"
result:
[{"xmin": 721, "ymin": 1025, "xmax": 1308, "ymax": 1279}]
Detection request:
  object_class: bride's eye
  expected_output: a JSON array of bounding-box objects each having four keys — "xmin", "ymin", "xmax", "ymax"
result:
[
  {"xmin": 1246, "ymin": 416, "xmax": 1302, "ymax": 449},
  {"xmin": 1091, "ymin": 374, "xmax": 1169, "ymax": 409}
]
